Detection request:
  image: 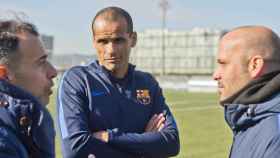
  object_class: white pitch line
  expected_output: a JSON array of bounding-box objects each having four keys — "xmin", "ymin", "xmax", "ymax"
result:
[
  {"xmin": 167, "ymin": 100, "xmax": 218, "ymax": 105},
  {"xmin": 170, "ymin": 105, "xmax": 221, "ymax": 112}
]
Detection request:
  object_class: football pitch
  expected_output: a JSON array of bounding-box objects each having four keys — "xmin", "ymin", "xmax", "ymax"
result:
[{"xmin": 48, "ymin": 89, "xmax": 232, "ymax": 158}]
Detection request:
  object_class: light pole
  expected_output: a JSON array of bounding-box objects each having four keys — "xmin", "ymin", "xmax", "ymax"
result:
[{"xmin": 159, "ymin": 0, "xmax": 169, "ymax": 75}]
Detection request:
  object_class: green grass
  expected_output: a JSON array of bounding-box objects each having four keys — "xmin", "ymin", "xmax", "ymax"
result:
[{"xmin": 48, "ymin": 89, "xmax": 232, "ymax": 158}]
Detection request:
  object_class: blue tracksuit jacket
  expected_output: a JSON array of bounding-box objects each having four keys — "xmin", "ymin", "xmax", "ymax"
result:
[
  {"xmin": 225, "ymin": 93, "xmax": 280, "ymax": 158},
  {"xmin": 57, "ymin": 61, "xmax": 180, "ymax": 158},
  {"xmin": 0, "ymin": 79, "xmax": 55, "ymax": 158}
]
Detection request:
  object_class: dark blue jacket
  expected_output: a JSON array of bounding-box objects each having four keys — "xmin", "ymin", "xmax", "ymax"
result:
[
  {"xmin": 0, "ymin": 79, "xmax": 55, "ymax": 158},
  {"xmin": 57, "ymin": 61, "xmax": 180, "ymax": 158},
  {"xmin": 225, "ymin": 93, "xmax": 280, "ymax": 158}
]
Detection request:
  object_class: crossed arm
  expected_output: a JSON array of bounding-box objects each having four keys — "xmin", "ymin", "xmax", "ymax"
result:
[
  {"xmin": 93, "ymin": 112, "xmax": 166, "ymax": 142},
  {"xmin": 58, "ymin": 71, "xmax": 179, "ymax": 157},
  {"xmin": 93, "ymin": 85, "xmax": 180, "ymax": 157}
]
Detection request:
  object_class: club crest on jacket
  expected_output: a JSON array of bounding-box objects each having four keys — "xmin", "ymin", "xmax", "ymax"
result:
[{"xmin": 136, "ymin": 89, "xmax": 151, "ymax": 105}]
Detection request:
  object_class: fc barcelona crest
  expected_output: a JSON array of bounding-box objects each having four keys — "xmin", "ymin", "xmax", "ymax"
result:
[{"xmin": 136, "ymin": 89, "xmax": 151, "ymax": 105}]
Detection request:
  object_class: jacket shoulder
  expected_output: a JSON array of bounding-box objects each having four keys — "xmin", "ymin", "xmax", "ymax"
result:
[
  {"xmin": 133, "ymin": 70, "xmax": 158, "ymax": 86},
  {"xmin": 62, "ymin": 62, "xmax": 99, "ymax": 80},
  {"xmin": 262, "ymin": 114, "xmax": 280, "ymax": 136}
]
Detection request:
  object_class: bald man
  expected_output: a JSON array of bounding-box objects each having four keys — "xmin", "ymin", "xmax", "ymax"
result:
[{"xmin": 213, "ymin": 26, "xmax": 280, "ymax": 158}]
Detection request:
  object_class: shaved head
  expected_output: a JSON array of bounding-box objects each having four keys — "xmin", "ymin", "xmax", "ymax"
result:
[
  {"xmin": 214, "ymin": 26, "xmax": 280, "ymax": 100},
  {"xmin": 91, "ymin": 7, "xmax": 133, "ymax": 35},
  {"xmin": 222, "ymin": 26, "xmax": 280, "ymax": 64}
]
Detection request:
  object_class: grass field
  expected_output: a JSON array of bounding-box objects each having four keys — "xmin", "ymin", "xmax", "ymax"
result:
[{"xmin": 48, "ymin": 89, "xmax": 232, "ymax": 158}]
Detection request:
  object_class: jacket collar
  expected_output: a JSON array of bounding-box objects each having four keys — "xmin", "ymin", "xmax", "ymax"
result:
[
  {"xmin": 225, "ymin": 93, "xmax": 280, "ymax": 132},
  {"xmin": 0, "ymin": 79, "xmax": 36, "ymax": 100},
  {"xmin": 0, "ymin": 79, "xmax": 41, "ymax": 131},
  {"xmin": 91, "ymin": 60, "xmax": 136, "ymax": 87},
  {"xmin": 223, "ymin": 71, "xmax": 280, "ymax": 132},
  {"xmin": 221, "ymin": 71, "xmax": 280, "ymax": 105}
]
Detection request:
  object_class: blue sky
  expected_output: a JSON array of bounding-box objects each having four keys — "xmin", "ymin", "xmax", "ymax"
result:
[{"xmin": 1, "ymin": 0, "xmax": 280, "ymax": 55}]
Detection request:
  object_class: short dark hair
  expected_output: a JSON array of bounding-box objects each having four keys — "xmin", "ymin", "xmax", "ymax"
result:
[
  {"xmin": 91, "ymin": 6, "xmax": 134, "ymax": 34},
  {"xmin": 0, "ymin": 20, "xmax": 38, "ymax": 66}
]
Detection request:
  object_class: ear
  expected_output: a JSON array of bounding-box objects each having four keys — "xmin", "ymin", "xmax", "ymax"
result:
[
  {"xmin": 0, "ymin": 65, "xmax": 15, "ymax": 82},
  {"xmin": 130, "ymin": 32, "xmax": 137, "ymax": 47},
  {"xmin": 0, "ymin": 65, "xmax": 8, "ymax": 80},
  {"xmin": 248, "ymin": 55, "xmax": 265, "ymax": 78}
]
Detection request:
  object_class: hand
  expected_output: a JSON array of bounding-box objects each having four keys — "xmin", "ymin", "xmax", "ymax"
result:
[
  {"xmin": 145, "ymin": 113, "xmax": 166, "ymax": 132},
  {"xmin": 93, "ymin": 131, "xmax": 109, "ymax": 142}
]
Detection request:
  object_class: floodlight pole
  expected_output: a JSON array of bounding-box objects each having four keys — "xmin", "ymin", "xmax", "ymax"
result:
[{"xmin": 159, "ymin": 0, "xmax": 169, "ymax": 75}]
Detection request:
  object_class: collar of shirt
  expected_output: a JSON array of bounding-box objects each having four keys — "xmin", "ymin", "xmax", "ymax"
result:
[{"xmin": 95, "ymin": 61, "xmax": 136, "ymax": 91}]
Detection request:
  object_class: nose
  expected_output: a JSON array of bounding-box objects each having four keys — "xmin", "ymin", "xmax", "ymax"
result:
[
  {"xmin": 212, "ymin": 68, "xmax": 221, "ymax": 81},
  {"xmin": 47, "ymin": 62, "xmax": 57, "ymax": 79},
  {"xmin": 106, "ymin": 42, "xmax": 117, "ymax": 55}
]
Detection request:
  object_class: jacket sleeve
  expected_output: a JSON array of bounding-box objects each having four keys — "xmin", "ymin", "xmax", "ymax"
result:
[
  {"xmin": 57, "ymin": 69, "xmax": 135, "ymax": 158},
  {"xmin": 263, "ymin": 135, "xmax": 280, "ymax": 158},
  {"xmin": 107, "ymin": 77, "xmax": 180, "ymax": 157}
]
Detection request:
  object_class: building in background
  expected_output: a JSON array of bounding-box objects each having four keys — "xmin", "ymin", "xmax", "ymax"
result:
[
  {"xmin": 42, "ymin": 28, "xmax": 226, "ymax": 76},
  {"xmin": 41, "ymin": 34, "xmax": 54, "ymax": 57},
  {"xmin": 40, "ymin": 35, "xmax": 97, "ymax": 72},
  {"xmin": 43, "ymin": 28, "xmax": 224, "ymax": 91},
  {"xmin": 50, "ymin": 54, "xmax": 97, "ymax": 71},
  {"xmin": 130, "ymin": 28, "xmax": 226, "ymax": 75}
]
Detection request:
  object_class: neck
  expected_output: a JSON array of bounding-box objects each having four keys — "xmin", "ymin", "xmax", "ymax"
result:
[{"xmin": 111, "ymin": 66, "xmax": 128, "ymax": 79}]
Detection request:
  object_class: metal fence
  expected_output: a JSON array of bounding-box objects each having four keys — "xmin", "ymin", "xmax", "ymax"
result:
[
  {"xmin": 130, "ymin": 29, "xmax": 225, "ymax": 75},
  {"xmin": 130, "ymin": 56, "xmax": 215, "ymax": 75}
]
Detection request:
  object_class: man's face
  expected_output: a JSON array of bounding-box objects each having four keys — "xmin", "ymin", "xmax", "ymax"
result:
[
  {"xmin": 213, "ymin": 38, "xmax": 251, "ymax": 102},
  {"xmin": 10, "ymin": 32, "xmax": 57, "ymax": 105},
  {"xmin": 93, "ymin": 17, "xmax": 136, "ymax": 78}
]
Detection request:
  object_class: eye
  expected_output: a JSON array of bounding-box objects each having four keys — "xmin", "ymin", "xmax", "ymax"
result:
[
  {"xmin": 37, "ymin": 57, "xmax": 49, "ymax": 66},
  {"xmin": 114, "ymin": 38, "xmax": 125, "ymax": 44},
  {"xmin": 97, "ymin": 39, "xmax": 108, "ymax": 45},
  {"xmin": 39, "ymin": 60, "xmax": 47, "ymax": 66},
  {"xmin": 217, "ymin": 59, "xmax": 226, "ymax": 65}
]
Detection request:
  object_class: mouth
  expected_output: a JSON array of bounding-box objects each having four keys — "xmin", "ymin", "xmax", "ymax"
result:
[
  {"xmin": 105, "ymin": 58, "xmax": 120, "ymax": 63},
  {"xmin": 217, "ymin": 82, "xmax": 224, "ymax": 89},
  {"xmin": 47, "ymin": 83, "xmax": 54, "ymax": 96},
  {"xmin": 47, "ymin": 89, "xmax": 53, "ymax": 96},
  {"xmin": 217, "ymin": 83, "xmax": 224, "ymax": 94}
]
